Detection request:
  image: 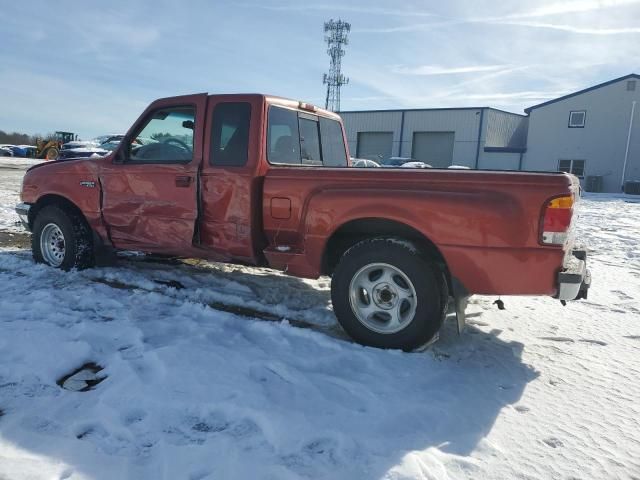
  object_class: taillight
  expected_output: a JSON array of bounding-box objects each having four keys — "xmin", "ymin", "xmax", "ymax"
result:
[{"xmin": 541, "ymin": 195, "xmax": 574, "ymax": 245}]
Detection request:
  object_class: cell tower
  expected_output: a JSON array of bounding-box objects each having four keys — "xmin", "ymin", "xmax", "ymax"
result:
[{"xmin": 323, "ymin": 19, "xmax": 350, "ymax": 112}]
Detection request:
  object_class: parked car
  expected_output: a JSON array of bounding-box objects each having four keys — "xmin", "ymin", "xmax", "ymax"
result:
[
  {"xmin": 352, "ymin": 158, "xmax": 380, "ymax": 168},
  {"xmin": 17, "ymin": 145, "xmax": 38, "ymax": 158},
  {"xmin": 0, "ymin": 145, "xmax": 32, "ymax": 157},
  {"xmin": 400, "ymin": 161, "xmax": 432, "ymax": 169},
  {"xmin": 57, "ymin": 135, "xmax": 133, "ymax": 161},
  {"xmin": 10, "ymin": 145, "xmax": 33, "ymax": 157},
  {"xmin": 98, "ymin": 136, "xmax": 149, "ymax": 154},
  {"xmin": 380, "ymin": 156, "xmax": 431, "ymax": 168},
  {"xmin": 0, "ymin": 146, "xmax": 13, "ymax": 157},
  {"xmin": 93, "ymin": 134, "xmax": 123, "ymax": 145},
  {"xmin": 58, "ymin": 141, "xmax": 109, "ymax": 161},
  {"xmin": 16, "ymin": 93, "xmax": 591, "ymax": 350}
]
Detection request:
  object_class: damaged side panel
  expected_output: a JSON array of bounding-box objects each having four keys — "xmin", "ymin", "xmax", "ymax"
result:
[{"xmin": 99, "ymin": 164, "xmax": 199, "ymax": 250}]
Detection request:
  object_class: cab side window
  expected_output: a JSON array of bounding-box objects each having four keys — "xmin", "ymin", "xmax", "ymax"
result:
[
  {"xmin": 299, "ymin": 115, "xmax": 322, "ymax": 166},
  {"xmin": 268, "ymin": 107, "xmax": 301, "ymax": 164},
  {"xmin": 128, "ymin": 107, "xmax": 195, "ymax": 163},
  {"xmin": 267, "ymin": 106, "xmax": 347, "ymax": 167},
  {"xmin": 210, "ymin": 102, "xmax": 251, "ymax": 166},
  {"xmin": 319, "ymin": 117, "xmax": 348, "ymax": 167}
]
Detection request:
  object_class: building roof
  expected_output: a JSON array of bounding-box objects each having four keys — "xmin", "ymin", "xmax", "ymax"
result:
[
  {"xmin": 339, "ymin": 106, "xmax": 525, "ymax": 117},
  {"xmin": 524, "ymin": 73, "xmax": 640, "ymax": 114}
]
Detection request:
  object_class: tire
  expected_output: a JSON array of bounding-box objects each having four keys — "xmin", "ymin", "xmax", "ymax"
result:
[
  {"xmin": 32, "ymin": 205, "xmax": 94, "ymax": 270},
  {"xmin": 45, "ymin": 147, "xmax": 59, "ymax": 160},
  {"xmin": 331, "ymin": 237, "xmax": 446, "ymax": 350}
]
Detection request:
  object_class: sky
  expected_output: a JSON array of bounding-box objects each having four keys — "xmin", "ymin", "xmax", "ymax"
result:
[{"xmin": 1, "ymin": 0, "xmax": 640, "ymax": 139}]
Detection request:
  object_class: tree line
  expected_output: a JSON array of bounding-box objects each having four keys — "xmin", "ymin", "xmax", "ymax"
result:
[{"xmin": 0, "ymin": 129, "xmax": 53, "ymax": 146}]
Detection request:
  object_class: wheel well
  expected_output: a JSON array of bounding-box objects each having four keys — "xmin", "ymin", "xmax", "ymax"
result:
[
  {"xmin": 29, "ymin": 194, "xmax": 88, "ymax": 230},
  {"xmin": 322, "ymin": 218, "xmax": 451, "ymax": 284}
]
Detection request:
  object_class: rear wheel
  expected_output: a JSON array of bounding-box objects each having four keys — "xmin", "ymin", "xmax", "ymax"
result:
[
  {"xmin": 331, "ymin": 237, "xmax": 446, "ymax": 350},
  {"xmin": 32, "ymin": 205, "xmax": 94, "ymax": 270}
]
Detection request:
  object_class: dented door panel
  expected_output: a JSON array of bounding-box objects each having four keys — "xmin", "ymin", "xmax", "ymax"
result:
[
  {"xmin": 198, "ymin": 95, "xmax": 266, "ymax": 263},
  {"xmin": 100, "ymin": 93, "xmax": 207, "ymax": 250},
  {"xmin": 101, "ymin": 164, "xmax": 199, "ymax": 248}
]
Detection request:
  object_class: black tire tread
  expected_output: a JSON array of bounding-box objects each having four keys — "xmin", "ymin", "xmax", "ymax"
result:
[
  {"xmin": 32, "ymin": 205, "xmax": 94, "ymax": 270},
  {"xmin": 331, "ymin": 237, "xmax": 446, "ymax": 350}
]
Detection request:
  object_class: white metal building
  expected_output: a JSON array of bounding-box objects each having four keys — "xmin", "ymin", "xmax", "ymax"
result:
[
  {"xmin": 340, "ymin": 73, "xmax": 640, "ymax": 193},
  {"xmin": 340, "ymin": 107, "xmax": 528, "ymax": 170},
  {"xmin": 523, "ymin": 73, "xmax": 640, "ymax": 193}
]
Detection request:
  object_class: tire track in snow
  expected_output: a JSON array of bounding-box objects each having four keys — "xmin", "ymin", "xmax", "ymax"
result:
[{"xmin": 88, "ymin": 274, "xmax": 352, "ymax": 343}]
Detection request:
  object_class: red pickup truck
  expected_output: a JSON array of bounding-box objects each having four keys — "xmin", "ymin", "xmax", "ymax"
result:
[{"xmin": 16, "ymin": 93, "xmax": 590, "ymax": 350}]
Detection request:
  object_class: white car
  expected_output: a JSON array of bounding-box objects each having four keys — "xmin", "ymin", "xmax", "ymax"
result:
[
  {"xmin": 351, "ymin": 158, "xmax": 380, "ymax": 168},
  {"xmin": 400, "ymin": 161, "xmax": 432, "ymax": 169},
  {"xmin": 381, "ymin": 157, "xmax": 431, "ymax": 168}
]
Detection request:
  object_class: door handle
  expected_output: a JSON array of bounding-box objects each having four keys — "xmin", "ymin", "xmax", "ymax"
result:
[{"xmin": 175, "ymin": 175, "xmax": 192, "ymax": 187}]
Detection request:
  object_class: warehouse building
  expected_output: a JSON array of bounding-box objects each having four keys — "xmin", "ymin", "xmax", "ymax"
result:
[
  {"xmin": 340, "ymin": 107, "xmax": 528, "ymax": 170},
  {"xmin": 340, "ymin": 73, "xmax": 640, "ymax": 193}
]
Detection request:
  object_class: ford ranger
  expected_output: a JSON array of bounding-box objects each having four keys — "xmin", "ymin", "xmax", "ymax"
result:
[{"xmin": 16, "ymin": 93, "xmax": 590, "ymax": 350}]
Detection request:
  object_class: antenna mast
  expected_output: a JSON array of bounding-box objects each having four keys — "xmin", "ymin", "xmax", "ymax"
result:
[{"xmin": 323, "ymin": 19, "xmax": 350, "ymax": 112}]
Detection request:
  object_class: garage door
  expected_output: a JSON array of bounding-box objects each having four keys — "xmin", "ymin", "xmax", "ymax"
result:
[
  {"xmin": 356, "ymin": 132, "xmax": 393, "ymax": 162},
  {"xmin": 412, "ymin": 132, "xmax": 455, "ymax": 168}
]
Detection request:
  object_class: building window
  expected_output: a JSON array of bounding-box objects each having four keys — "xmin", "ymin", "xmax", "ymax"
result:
[
  {"xmin": 568, "ymin": 111, "xmax": 586, "ymax": 128},
  {"xmin": 627, "ymin": 80, "xmax": 636, "ymax": 91},
  {"xmin": 558, "ymin": 159, "xmax": 585, "ymax": 178}
]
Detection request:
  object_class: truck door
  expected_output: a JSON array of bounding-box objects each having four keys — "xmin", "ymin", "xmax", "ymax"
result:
[
  {"xmin": 100, "ymin": 94, "xmax": 207, "ymax": 250},
  {"xmin": 198, "ymin": 95, "xmax": 265, "ymax": 263}
]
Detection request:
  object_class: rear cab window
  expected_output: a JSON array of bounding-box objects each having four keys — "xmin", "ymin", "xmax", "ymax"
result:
[{"xmin": 267, "ymin": 105, "xmax": 347, "ymax": 167}]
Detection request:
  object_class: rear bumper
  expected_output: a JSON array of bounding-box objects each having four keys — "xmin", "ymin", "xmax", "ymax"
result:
[
  {"xmin": 556, "ymin": 249, "xmax": 591, "ymax": 301},
  {"xmin": 15, "ymin": 202, "xmax": 31, "ymax": 231}
]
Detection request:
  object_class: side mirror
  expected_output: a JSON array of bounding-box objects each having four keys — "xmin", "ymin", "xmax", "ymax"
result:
[{"xmin": 182, "ymin": 120, "xmax": 195, "ymax": 130}]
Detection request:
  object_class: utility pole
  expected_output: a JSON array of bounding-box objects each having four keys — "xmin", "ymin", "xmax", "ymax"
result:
[{"xmin": 323, "ymin": 19, "xmax": 350, "ymax": 112}]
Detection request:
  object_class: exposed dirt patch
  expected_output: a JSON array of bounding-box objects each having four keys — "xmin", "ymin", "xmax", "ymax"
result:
[
  {"xmin": 56, "ymin": 363, "xmax": 106, "ymax": 392},
  {"xmin": 0, "ymin": 231, "xmax": 30, "ymax": 249}
]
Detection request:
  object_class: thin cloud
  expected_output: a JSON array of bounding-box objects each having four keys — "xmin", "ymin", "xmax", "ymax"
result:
[
  {"xmin": 356, "ymin": 22, "xmax": 448, "ymax": 34},
  {"xmin": 393, "ymin": 64, "xmax": 508, "ymax": 76},
  {"xmin": 506, "ymin": 0, "xmax": 640, "ymax": 19},
  {"xmin": 461, "ymin": 91, "xmax": 570, "ymax": 101},
  {"xmin": 357, "ymin": 0, "xmax": 640, "ymax": 34},
  {"xmin": 497, "ymin": 21, "xmax": 640, "ymax": 35},
  {"xmin": 245, "ymin": 2, "xmax": 437, "ymax": 18}
]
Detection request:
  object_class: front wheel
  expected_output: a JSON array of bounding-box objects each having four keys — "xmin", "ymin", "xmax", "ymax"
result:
[
  {"xmin": 45, "ymin": 147, "xmax": 59, "ymax": 160},
  {"xmin": 331, "ymin": 238, "xmax": 446, "ymax": 350},
  {"xmin": 32, "ymin": 205, "xmax": 94, "ymax": 270}
]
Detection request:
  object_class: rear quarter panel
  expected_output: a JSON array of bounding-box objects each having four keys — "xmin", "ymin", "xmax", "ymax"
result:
[{"xmin": 263, "ymin": 168, "xmax": 578, "ymax": 296}]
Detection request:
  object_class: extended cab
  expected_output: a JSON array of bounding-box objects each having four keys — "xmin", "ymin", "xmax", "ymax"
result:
[{"xmin": 16, "ymin": 93, "xmax": 590, "ymax": 350}]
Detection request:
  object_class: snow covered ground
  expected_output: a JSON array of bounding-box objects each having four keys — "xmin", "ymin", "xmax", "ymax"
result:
[
  {"xmin": 0, "ymin": 157, "xmax": 42, "ymax": 231},
  {"xmin": 0, "ymin": 161, "xmax": 639, "ymax": 479}
]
